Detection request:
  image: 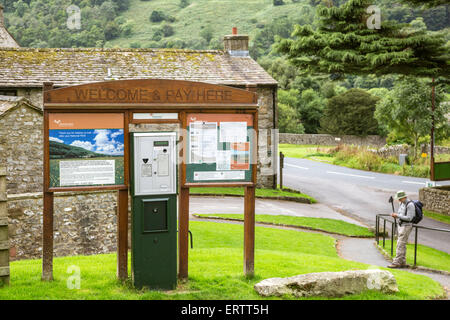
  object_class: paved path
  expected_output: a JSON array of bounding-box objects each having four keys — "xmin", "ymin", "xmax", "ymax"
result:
[
  {"xmin": 338, "ymin": 238, "xmax": 449, "ymax": 299},
  {"xmin": 190, "ymin": 196, "xmax": 366, "ymax": 226}
]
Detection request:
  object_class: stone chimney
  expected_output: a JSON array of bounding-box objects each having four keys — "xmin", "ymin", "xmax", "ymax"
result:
[
  {"xmin": 223, "ymin": 27, "xmax": 249, "ymax": 57},
  {"xmin": 0, "ymin": 5, "xmax": 20, "ymax": 47}
]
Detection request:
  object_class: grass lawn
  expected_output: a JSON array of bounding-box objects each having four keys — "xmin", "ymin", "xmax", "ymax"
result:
[
  {"xmin": 190, "ymin": 187, "xmax": 317, "ymax": 203},
  {"xmin": 278, "ymin": 144, "xmax": 334, "ymax": 159},
  {"xmin": 424, "ymin": 210, "xmax": 450, "ymax": 225},
  {"xmin": 379, "ymin": 240, "xmax": 450, "ymax": 273},
  {"xmin": 195, "ymin": 214, "xmax": 374, "ymax": 237},
  {"xmin": 0, "ymin": 221, "xmax": 443, "ymax": 300}
]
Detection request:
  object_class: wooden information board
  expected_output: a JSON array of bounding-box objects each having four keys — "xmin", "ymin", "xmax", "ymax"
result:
[
  {"xmin": 48, "ymin": 113, "xmax": 125, "ymax": 189},
  {"xmin": 42, "ymin": 79, "xmax": 259, "ymax": 282},
  {"xmin": 185, "ymin": 113, "xmax": 255, "ymax": 184}
]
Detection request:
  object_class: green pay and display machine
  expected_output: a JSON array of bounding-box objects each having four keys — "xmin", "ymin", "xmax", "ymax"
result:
[{"xmin": 130, "ymin": 132, "xmax": 177, "ymax": 290}]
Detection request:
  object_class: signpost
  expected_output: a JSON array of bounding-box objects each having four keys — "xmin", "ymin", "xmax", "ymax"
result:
[{"xmin": 42, "ymin": 79, "xmax": 259, "ymax": 283}]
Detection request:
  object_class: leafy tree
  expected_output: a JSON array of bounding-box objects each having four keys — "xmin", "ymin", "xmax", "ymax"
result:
[
  {"xmin": 199, "ymin": 25, "xmax": 213, "ymax": 44},
  {"xmin": 179, "ymin": 0, "xmax": 189, "ymax": 8},
  {"xmin": 161, "ymin": 23, "xmax": 175, "ymax": 37},
  {"xmin": 278, "ymin": 88, "xmax": 326, "ymax": 134},
  {"xmin": 150, "ymin": 10, "xmax": 165, "ymax": 23},
  {"xmin": 298, "ymin": 89, "xmax": 326, "ymax": 133},
  {"xmin": 321, "ymin": 88, "xmax": 380, "ymax": 136},
  {"xmin": 399, "ymin": 0, "xmax": 449, "ymax": 7},
  {"xmin": 278, "ymin": 103, "xmax": 305, "ymax": 133},
  {"xmin": 374, "ymin": 77, "xmax": 449, "ymax": 158}
]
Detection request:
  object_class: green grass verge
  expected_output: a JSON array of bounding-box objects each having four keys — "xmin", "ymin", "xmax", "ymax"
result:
[
  {"xmin": 380, "ymin": 240, "xmax": 450, "ymax": 273},
  {"xmin": 195, "ymin": 214, "xmax": 374, "ymax": 237},
  {"xmin": 424, "ymin": 210, "xmax": 450, "ymax": 225},
  {"xmin": 190, "ymin": 187, "xmax": 317, "ymax": 203},
  {"xmin": 278, "ymin": 144, "xmax": 442, "ymax": 178},
  {"xmin": 1, "ymin": 221, "xmax": 442, "ymax": 300},
  {"xmin": 278, "ymin": 144, "xmax": 334, "ymax": 159}
]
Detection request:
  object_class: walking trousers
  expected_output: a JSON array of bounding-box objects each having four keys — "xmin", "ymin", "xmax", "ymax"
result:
[{"xmin": 393, "ymin": 224, "xmax": 413, "ymax": 265}]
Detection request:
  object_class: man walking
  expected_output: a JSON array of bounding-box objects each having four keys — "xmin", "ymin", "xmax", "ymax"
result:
[{"xmin": 388, "ymin": 190, "xmax": 416, "ymax": 268}]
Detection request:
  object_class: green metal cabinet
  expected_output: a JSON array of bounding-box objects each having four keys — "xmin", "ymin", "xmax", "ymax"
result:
[{"xmin": 130, "ymin": 132, "xmax": 178, "ymax": 290}]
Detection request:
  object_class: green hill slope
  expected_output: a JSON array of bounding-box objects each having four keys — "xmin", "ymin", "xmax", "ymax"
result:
[
  {"xmin": 105, "ymin": 0, "xmax": 314, "ymax": 49},
  {"xmin": 49, "ymin": 140, "xmax": 110, "ymax": 159}
]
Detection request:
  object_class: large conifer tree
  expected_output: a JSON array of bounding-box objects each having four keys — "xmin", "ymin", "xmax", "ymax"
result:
[{"xmin": 276, "ymin": 0, "xmax": 449, "ymax": 82}]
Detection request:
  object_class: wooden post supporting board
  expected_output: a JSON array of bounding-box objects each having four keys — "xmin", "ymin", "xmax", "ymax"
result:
[
  {"xmin": 178, "ymin": 187, "xmax": 190, "ymax": 280},
  {"xmin": 117, "ymin": 189, "xmax": 128, "ymax": 280},
  {"xmin": 42, "ymin": 192, "xmax": 54, "ymax": 281},
  {"xmin": 244, "ymin": 185, "xmax": 255, "ymax": 277}
]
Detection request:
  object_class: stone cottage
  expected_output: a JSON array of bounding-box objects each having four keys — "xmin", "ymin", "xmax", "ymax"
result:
[{"xmin": 0, "ymin": 5, "xmax": 278, "ymax": 260}]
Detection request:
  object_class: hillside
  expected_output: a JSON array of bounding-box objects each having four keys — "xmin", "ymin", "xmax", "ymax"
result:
[
  {"xmin": 49, "ymin": 140, "xmax": 114, "ymax": 159},
  {"xmin": 104, "ymin": 0, "xmax": 315, "ymax": 50},
  {"xmin": 2, "ymin": 0, "xmax": 448, "ymax": 55}
]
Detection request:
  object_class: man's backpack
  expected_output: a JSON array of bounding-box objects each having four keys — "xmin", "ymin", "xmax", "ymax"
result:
[{"xmin": 408, "ymin": 200, "xmax": 423, "ymax": 224}]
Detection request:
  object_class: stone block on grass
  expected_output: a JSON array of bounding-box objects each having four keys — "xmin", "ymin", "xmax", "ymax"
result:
[{"xmin": 254, "ymin": 270, "xmax": 398, "ymax": 298}]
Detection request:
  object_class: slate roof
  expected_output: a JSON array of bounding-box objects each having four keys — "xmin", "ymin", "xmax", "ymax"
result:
[
  {"xmin": 0, "ymin": 48, "xmax": 277, "ymax": 88},
  {"xmin": 0, "ymin": 95, "xmax": 41, "ymax": 117}
]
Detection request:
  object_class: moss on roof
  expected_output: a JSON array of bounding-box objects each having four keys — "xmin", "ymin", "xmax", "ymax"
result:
[{"xmin": 0, "ymin": 47, "xmax": 277, "ymax": 87}]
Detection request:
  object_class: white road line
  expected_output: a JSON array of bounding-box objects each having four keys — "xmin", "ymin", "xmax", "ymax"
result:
[
  {"xmin": 326, "ymin": 171, "xmax": 375, "ymax": 179},
  {"xmin": 402, "ymin": 181, "xmax": 425, "ymax": 185},
  {"xmin": 285, "ymin": 163, "xmax": 309, "ymax": 170}
]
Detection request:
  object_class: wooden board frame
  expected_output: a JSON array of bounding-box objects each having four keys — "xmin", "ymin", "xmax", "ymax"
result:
[
  {"xmin": 431, "ymin": 161, "xmax": 450, "ymax": 181},
  {"xmin": 42, "ymin": 79, "xmax": 259, "ymax": 282}
]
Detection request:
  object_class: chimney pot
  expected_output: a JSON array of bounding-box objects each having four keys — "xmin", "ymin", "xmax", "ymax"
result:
[{"xmin": 232, "ymin": 27, "xmax": 238, "ymax": 35}]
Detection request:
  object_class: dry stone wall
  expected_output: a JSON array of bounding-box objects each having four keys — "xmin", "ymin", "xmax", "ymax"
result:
[
  {"xmin": 279, "ymin": 133, "xmax": 386, "ymax": 148},
  {"xmin": 419, "ymin": 186, "xmax": 450, "ymax": 216},
  {"xmin": 8, "ymin": 191, "xmax": 123, "ymax": 260},
  {"xmin": 0, "ymin": 104, "xmax": 43, "ymax": 194}
]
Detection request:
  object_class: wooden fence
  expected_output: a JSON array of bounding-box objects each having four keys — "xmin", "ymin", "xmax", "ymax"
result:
[{"xmin": 0, "ymin": 167, "xmax": 9, "ymax": 286}]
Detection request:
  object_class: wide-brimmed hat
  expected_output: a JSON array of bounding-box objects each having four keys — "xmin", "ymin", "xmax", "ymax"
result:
[{"xmin": 394, "ymin": 190, "xmax": 407, "ymax": 200}]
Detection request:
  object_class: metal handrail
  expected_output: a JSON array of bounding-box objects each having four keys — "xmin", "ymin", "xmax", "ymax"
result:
[{"xmin": 375, "ymin": 214, "xmax": 450, "ymax": 267}]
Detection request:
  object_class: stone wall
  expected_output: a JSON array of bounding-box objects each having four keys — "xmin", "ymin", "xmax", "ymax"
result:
[
  {"xmin": 376, "ymin": 144, "xmax": 450, "ymax": 159},
  {"xmin": 0, "ymin": 104, "xmax": 43, "ymax": 194},
  {"xmin": 419, "ymin": 186, "xmax": 450, "ymax": 216},
  {"xmin": 8, "ymin": 191, "xmax": 124, "ymax": 260},
  {"xmin": 0, "ymin": 167, "xmax": 9, "ymax": 285},
  {"xmin": 279, "ymin": 133, "xmax": 386, "ymax": 148}
]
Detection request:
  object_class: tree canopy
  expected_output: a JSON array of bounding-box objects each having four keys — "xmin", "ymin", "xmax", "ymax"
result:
[{"xmin": 276, "ymin": 0, "xmax": 449, "ymax": 82}]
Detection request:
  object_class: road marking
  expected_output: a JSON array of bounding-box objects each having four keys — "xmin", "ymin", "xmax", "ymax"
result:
[
  {"xmin": 326, "ymin": 171, "xmax": 375, "ymax": 179},
  {"xmin": 402, "ymin": 181, "xmax": 425, "ymax": 185},
  {"xmin": 285, "ymin": 163, "xmax": 309, "ymax": 170}
]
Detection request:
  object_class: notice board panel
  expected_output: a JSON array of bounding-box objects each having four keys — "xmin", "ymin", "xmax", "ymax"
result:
[
  {"xmin": 48, "ymin": 113, "xmax": 125, "ymax": 188},
  {"xmin": 434, "ymin": 161, "xmax": 450, "ymax": 181},
  {"xmin": 186, "ymin": 113, "xmax": 255, "ymax": 184}
]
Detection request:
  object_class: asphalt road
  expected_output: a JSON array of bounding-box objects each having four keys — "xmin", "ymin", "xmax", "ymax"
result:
[{"xmin": 281, "ymin": 157, "xmax": 450, "ymax": 253}]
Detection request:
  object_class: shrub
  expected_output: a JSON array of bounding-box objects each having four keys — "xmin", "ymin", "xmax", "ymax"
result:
[{"xmin": 150, "ymin": 10, "xmax": 165, "ymax": 22}]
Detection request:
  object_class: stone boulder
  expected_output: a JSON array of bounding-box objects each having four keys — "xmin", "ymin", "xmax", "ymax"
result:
[{"xmin": 254, "ymin": 270, "xmax": 398, "ymax": 298}]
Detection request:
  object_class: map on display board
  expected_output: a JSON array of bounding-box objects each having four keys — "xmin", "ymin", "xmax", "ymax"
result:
[{"xmin": 186, "ymin": 113, "xmax": 254, "ymax": 183}]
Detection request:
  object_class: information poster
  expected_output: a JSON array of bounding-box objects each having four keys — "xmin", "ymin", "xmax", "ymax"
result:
[
  {"xmin": 48, "ymin": 113, "xmax": 124, "ymax": 188},
  {"xmin": 186, "ymin": 113, "xmax": 253, "ymax": 183}
]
